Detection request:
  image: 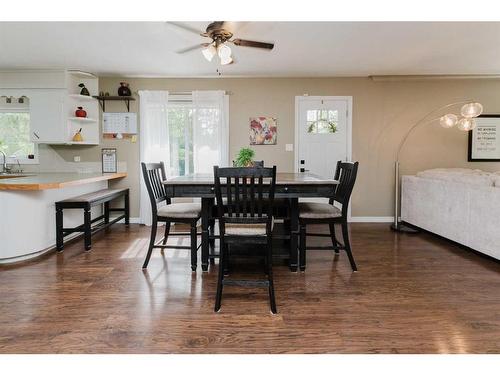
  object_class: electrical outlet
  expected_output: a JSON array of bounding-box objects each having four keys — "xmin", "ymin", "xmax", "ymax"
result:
[
  {"xmin": 73, "ymin": 156, "xmax": 81, "ymax": 163},
  {"xmin": 285, "ymin": 144, "xmax": 294, "ymax": 152}
]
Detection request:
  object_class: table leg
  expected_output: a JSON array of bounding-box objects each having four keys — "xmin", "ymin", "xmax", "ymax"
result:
[
  {"xmin": 201, "ymin": 197, "xmax": 210, "ymax": 272},
  {"xmin": 289, "ymin": 197, "xmax": 299, "ymax": 272}
]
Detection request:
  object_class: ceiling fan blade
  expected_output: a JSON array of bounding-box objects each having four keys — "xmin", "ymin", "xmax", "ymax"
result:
[
  {"xmin": 166, "ymin": 22, "xmax": 206, "ymax": 37},
  {"xmin": 232, "ymin": 39, "xmax": 274, "ymax": 50},
  {"xmin": 176, "ymin": 43, "xmax": 209, "ymax": 54}
]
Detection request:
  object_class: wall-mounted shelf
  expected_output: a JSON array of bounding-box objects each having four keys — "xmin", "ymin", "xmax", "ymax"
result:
[
  {"xmin": 92, "ymin": 95, "xmax": 135, "ymax": 112},
  {"xmin": 68, "ymin": 117, "xmax": 98, "ymax": 123},
  {"xmin": 68, "ymin": 94, "xmax": 97, "ymax": 101}
]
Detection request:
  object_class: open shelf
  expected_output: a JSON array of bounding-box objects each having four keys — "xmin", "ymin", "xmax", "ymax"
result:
[
  {"xmin": 69, "ymin": 94, "xmax": 97, "ymax": 101},
  {"xmin": 68, "ymin": 117, "xmax": 98, "ymax": 123},
  {"xmin": 92, "ymin": 95, "xmax": 135, "ymax": 112},
  {"xmin": 65, "ymin": 141, "xmax": 98, "ymax": 145}
]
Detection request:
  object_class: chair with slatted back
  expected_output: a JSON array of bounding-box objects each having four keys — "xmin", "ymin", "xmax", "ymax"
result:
[
  {"xmin": 213, "ymin": 165, "xmax": 277, "ymax": 314},
  {"xmin": 298, "ymin": 161, "xmax": 359, "ymax": 272},
  {"xmin": 141, "ymin": 162, "xmax": 202, "ymax": 271}
]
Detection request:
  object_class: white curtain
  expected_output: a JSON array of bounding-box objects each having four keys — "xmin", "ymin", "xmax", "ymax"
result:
[
  {"xmin": 192, "ymin": 90, "xmax": 229, "ymax": 173},
  {"xmin": 138, "ymin": 90, "xmax": 169, "ymax": 225}
]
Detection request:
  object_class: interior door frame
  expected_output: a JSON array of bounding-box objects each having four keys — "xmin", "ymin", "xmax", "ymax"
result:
[{"xmin": 294, "ymin": 95, "xmax": 353, "ymax": 220}]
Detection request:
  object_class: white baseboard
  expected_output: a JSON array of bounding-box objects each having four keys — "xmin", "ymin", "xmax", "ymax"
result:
[
  {"xmin": 349, "ymin": 216, "xmax": 394, "ymax": 223},
  {"xmin": 124, "ymin": 217, "xmax": 394, "ymax": 224}
]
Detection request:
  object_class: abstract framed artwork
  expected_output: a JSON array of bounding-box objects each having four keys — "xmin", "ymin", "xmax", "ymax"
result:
[
  {"xmin": 468, "ymin": 114, "xmax": 500, "ymax": 161},
  {"xmin": 249, "ymin": 116, "xmax": 277, "ymax": 145}
]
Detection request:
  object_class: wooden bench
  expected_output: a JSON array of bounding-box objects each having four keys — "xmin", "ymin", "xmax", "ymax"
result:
[{"xmin": 55, "ymin": 188, "xmax": 129, "ymax": 251}]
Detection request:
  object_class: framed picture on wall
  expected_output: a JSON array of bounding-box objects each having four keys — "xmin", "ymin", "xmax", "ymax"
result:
[{"xmin": 468, "ymin": 114, "xmax": 500, "ymax": 161}]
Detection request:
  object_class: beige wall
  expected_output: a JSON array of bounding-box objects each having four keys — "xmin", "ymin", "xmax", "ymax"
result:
[{"xmin": 53, "ymin": 77, "xmax": 500, "ymax": 218}]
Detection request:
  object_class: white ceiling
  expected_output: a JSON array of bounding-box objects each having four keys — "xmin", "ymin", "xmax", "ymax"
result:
[{"xmin": 1, "ymin": 22, "xmax": 500, "ymax": 77}]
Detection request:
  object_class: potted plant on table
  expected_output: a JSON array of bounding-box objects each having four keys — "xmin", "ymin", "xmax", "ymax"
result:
[{"xmin": 234, "ymin": 147, "xmax": 256, "ymax": 167}]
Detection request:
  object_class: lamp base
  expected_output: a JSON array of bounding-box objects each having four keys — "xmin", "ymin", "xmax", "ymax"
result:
[{"xmin": 390, "ymin": 222, "xmax": 420, "ymax": 233}]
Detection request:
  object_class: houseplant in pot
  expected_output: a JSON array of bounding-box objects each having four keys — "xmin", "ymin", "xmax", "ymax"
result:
[{"xmin": 234, "ymin": 147, "xmax": 255, "ymax": 167}]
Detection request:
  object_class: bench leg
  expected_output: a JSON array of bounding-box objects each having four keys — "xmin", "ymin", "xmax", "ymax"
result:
[
  {"xmin": 104, "ymin": 202, "xmax": 110, "ymax": 224},
  {"xmin": 124, "ymin": 191, "xmax": 130, "ymax": 226},
  {"xmin": 84, "ymin": 207, "xmax": 92, "ymax": 251},
  {"xmin": 56, "ymin": 207, "xmax": 64, "ymax": 251}
]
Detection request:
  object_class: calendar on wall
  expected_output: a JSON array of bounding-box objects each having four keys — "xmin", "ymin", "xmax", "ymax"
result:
[{"xmin": 103, "ymin": 112, "xmax": 137, "ymax": 134}]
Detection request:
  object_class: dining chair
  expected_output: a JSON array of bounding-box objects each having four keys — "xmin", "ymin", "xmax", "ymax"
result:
[
  {"xmin": 213, "ymin": 165, "xmax": 278, "ymax": 314},
  {"xmin": 298, "ymin": 161, "xmax": 359, "ymax": 271},
  {"xmin": 141, "ymin": 162, "xmax": 202, "ymax": 271}
]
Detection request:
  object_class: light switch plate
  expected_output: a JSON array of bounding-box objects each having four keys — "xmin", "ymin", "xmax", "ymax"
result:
[
  {"xmin": 285, "ymin": 144, "xmax": 294, "ymax": 152},
  {"xmin": 73, "ymin": 156, "xmax": 81, "ymax": 162}
]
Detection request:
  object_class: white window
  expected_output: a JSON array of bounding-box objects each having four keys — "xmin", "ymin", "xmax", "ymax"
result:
[
  {"xmin": 0, "ymin": 98, "xmax": 38, "ymax": 165},
  {"xmin": 164, "ymin": 91, "xmax": 229, "ymax": 177}
]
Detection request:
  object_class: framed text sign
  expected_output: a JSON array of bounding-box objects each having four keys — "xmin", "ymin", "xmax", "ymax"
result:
[
  {"xmin": 102, "ymin": 148, "xmax": 117, "ymax": 173},
  {"xmin": 468, "ymin": 115, "xmax": 500, "ymax": 162}
]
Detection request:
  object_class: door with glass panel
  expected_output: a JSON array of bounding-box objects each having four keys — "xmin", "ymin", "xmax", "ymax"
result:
[{"xmin": 296, "ymin": 96, "xmax": 351, "ymax": 178}]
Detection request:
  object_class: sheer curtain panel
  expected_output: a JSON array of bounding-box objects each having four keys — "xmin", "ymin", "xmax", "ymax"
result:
[
  {"xmin": 138, "ymin": 90, "xmax": 169, "ymax": 225},
  {"xmin": 192, "ymin": 90, "xmax": 229, "ymax": 173}
]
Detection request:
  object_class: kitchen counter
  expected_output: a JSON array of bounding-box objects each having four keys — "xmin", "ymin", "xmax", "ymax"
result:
[
  {"xmin": 0, "ymin": 172, "xmax": 127, "ymax": 190},
  {"xmin": 0, "ymin": 172, "xmax": 128, "ymax": 263}
]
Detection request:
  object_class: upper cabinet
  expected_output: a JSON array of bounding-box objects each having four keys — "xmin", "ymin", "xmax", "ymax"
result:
[
  {"xmin": 29, "ymin": 89, "xmax": 66, "ymax": 143},
  {"xmin": 0, "ymin": 70, "xmax": 100, "ymax": 145}
]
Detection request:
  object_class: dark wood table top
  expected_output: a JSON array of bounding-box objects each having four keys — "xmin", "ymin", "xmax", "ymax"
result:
[{"xmin": 163, "ymin": 172, "xmax": 338, "ymax": 185}]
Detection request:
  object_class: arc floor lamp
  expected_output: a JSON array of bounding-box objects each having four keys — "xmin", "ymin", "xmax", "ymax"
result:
[{"xmin": 391, "ymin": 100, "xmax": 483, "ymax": 232}]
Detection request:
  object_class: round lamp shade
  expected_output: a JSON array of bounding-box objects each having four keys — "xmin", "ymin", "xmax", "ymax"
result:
[
  {"xmin": 217, "ymin": 44, "xmax": 232, "ymax": 59},
  {"xmin": 460, "ymin": 102, "xmax": 483, "ymax": 118},
  {"xmin": 202, "ymin": 45, "xmax": 217, "ymax": 62},
  {"xmin": 457, "ymin": 117, "xmax": 477, "ymax": 131},
  {"xmin": 440, "ymin": 113, "xmax": 458, "ymax": 128}
]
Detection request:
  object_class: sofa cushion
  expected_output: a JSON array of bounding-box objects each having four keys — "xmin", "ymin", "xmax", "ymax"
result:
[{"xmin": 416, "ymin": 168, "xmax": 494, "ymax": 187}]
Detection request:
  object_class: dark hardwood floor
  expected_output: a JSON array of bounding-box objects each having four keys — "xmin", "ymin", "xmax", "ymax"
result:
[{"xmin": 1, "ymin": 223, "xmax": 499, "ymax": 353}]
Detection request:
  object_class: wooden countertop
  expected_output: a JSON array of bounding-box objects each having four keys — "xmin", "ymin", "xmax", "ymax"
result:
[{"xmin": 0, "ymin": 172, "xmax": 127, "ymax": 191}]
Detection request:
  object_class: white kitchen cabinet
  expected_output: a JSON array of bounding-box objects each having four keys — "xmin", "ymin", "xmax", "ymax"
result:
[
  {"xmin": 0, "ymin": 70, "xmax": 100, "ymax": 145},
  {"xmin": 29, "ymin": 89, "xmax": 66, "ymax": 143}
]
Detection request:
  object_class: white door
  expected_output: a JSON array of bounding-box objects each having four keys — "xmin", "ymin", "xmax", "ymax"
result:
[{"xmin": 295, "ymin": 96, "xmax": 351, "ymax": 177}]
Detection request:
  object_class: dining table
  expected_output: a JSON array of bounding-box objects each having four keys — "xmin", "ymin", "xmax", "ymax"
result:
[{"xmin": 162, "ymin": 172, "xmax": 339, "ymax": 272}]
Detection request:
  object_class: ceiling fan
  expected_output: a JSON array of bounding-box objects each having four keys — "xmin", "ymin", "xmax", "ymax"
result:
[{"xmin": 169, "ymin": 21, "xmax": 274, "ymax": 65}]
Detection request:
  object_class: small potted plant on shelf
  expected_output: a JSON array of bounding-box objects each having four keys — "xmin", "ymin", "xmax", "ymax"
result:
[{"xmin": 234, "ymin": 147, "xmax": 255, "ymax": 167}]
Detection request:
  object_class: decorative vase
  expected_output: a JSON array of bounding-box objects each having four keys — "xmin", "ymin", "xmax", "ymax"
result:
[
  {"xmin": 78, "ymin": 83, "xmax": 90, "ymax": 96},
  {"xmin": 72, "ymin": 128, "xmax": 83, "ymax": 142},
  {"xmin": 75, "ymin": 107, "xmax": 87, "ymax": 118},
  {"xmin": 118, "ymin": 82, "xmax": 131, "ymax": 96}
]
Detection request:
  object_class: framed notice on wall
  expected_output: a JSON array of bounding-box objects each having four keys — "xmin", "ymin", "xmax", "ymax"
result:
[
  {"xmin": 102, "ymin": 148, "xmax": 117, "ymax": 173},
  {"xmin": 468, "ymin": 115, "xmax": 500, "ymax": 161}
]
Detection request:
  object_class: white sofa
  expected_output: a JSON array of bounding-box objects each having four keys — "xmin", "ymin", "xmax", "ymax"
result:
[{"xmin": 401, "ymin": 168, "xmax": 500, "ymax": 260}]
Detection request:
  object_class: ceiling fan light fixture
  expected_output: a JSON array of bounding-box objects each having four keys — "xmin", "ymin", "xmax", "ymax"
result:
[
  {"xmin": 217, "ymin": 44, "xmax": 232, "ymax": 59},
  {"xmin": 202, "ymin": 44, "xmax": 217, "ymax": 61},
  {"xmin": 220, "ymin": 55, "xmax": 233, "ymax": 65}
]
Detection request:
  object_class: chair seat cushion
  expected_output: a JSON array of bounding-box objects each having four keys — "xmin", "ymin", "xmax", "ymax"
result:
[
  {"xmin": 225, "ymin": 219, "xmax": 274, "ymax": 236},
  {"xmin": 158, "ymin": 202, "xmax": 201, "ymax": 219},
  {"xmin": 299, "ymin": 202, "xmax": 342, "ymax": 219}
]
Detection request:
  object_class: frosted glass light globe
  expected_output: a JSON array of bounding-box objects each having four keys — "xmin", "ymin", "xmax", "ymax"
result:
[
  {"xmin": 220, "ymin": 55, "xmax": 233, "ymax": 65},
  {"xmin": 457, "ymin": 117, "xmax": 477, "ymax": 131},
  {"xmin": 217, "ymin": 44, "xmax": 232, "ymax": 59},
  {"xmin": 460, "ymin": 102, "xmax": 483, "ymax": 118},
  {"xmin": 202, "ymin": 44, "xmax": 217, "ymax": 61},
  {"xmin": 439, "ymin": 113, "xmax": 458, "ymax": 128}
]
